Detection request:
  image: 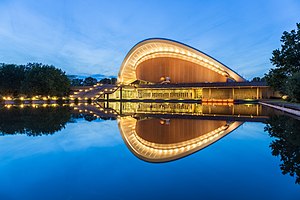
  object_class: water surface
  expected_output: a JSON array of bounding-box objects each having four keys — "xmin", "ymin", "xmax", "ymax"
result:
[{"xmin": 0, "ymin": 104, "xmax": 299, "ymax": 200}]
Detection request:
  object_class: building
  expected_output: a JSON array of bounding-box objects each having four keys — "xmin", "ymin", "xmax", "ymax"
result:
[
  {"xmin": 70, "ymin": 38, "xmax": 273, "ymax": 101},
  {"xmin": 104, "ymin": 38, "xmax": 272, "ymax": 101}
]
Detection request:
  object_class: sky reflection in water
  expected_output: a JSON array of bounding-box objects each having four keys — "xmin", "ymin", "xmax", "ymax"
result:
[{"xmin": 0, "ymin": 104, "xmax": 299, "ymax": 200}]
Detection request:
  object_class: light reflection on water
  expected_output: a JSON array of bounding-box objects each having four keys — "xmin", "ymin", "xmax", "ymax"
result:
[{"xmin": 0, "ymin": 103, "xmax": 299, "ymax": 200}]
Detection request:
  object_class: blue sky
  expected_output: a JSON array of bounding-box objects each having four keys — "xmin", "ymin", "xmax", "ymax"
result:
[{"xmin": 0, "ymin": 0, "xmax": 299, "ymax": 80}]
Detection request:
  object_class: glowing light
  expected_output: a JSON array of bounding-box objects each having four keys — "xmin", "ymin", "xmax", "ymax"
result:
[{"xmin": 118, "ymin": 39, "xmax": 244, "ymax": 85}]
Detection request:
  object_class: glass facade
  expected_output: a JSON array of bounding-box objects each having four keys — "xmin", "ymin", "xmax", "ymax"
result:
[
  {"xmin": 104, "ymin": 86, "xmax": 266, "ymax": 100},
  {"xmin": 108, "ymin": 87, "xmax": 203, "ymax": 100}
]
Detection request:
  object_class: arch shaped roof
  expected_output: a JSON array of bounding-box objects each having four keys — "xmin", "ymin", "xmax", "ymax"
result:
[{"xmin": 118, "ymin": 38, "xmax": 245, "ymax": 84}]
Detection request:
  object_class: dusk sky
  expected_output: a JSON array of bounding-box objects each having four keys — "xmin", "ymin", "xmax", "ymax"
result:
[{"xmin": 0, "ymin": 0, "xmax": 299, "ymax": 80}]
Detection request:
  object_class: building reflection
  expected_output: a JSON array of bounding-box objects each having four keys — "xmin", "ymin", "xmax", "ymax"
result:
[
  {"xmin": 0, "ymin": 103, "xmax": 271, "ymax": 163},
  {"xmin": 73, "ymin": 102, "xmax": 270, "ymax": 162},
  {"xmin": 118, "ymin": 116, "xmax": 242, "ymax": 162}
]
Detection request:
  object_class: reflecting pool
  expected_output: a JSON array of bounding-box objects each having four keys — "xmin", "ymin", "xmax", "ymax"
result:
[{"xmin": 0, "ymin": 103, "xmax": 299, "ymax": 200}]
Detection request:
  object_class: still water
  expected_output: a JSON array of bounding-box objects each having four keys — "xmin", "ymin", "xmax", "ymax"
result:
[{"xmin": 0, "ymin": 103, "xmax": 299, "ymax": 200}]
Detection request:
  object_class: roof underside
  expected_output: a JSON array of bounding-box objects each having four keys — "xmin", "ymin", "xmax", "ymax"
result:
[{"xmin": 118, "ymin": 38, "xmax": 245, "ymax": 85}]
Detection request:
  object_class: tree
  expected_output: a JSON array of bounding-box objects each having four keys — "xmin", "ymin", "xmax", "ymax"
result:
[
  {"xmin": 265, "ymin": 23, "xmax": 300, "ymax": 98},
  {"xmin": 22, "ymin": 63, "xmax": 70, "ymax": 96},
  {"xmin": 0, "ymin": 63, "xmax": 70, "ymax": 97},
  {"xmin": 251, "ymin": 77, "xmax": 266, "ymax": 82},
  {"xmin": 70, "ymin": 78, "xmax": 84, "ymax": 86},
  {"xmin": 83, "ymin": 77, "xmax": 97, "ymax": 86},
  {"xmin": 0, "ymin": 63, "xmax": 26, "ymax": 96},
  {"xmin": 285, "ymin": 72, "xmax": 300, "ymax": 102},
  {"xmin": 99, "ymin": 77, "xmax": 117, "ymax": 84},
  {"xmin": 111, "ymin": 77, "xmax": 117, "ymax": 84},
  {"xmin": 99, "ymin": 78, "xmax": 111, "ymax": 84}
]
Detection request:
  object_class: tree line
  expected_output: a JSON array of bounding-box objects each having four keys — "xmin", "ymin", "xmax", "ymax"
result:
[
  {"xmin": 0, "ymin": 63, "xmax": 70, "ymax": 97},
  {"xmin": 70, "ymin": 76, "xmax": 117, "ymax": 86}
]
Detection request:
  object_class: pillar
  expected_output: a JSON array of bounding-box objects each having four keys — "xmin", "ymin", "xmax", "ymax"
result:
[{"xmin": 120, "ymin": 86, "xmax": 122, "ymax": 100}]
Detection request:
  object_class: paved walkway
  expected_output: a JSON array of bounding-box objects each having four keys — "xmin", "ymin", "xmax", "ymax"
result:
[{"xmin": 259, "ymin": 101, "xmax": 300, "ymax": 117}]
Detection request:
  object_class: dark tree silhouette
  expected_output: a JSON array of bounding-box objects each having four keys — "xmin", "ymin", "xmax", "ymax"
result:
[
  {"xmin": 70, "ymin": 78, "xmax": 84, "ymax": 86},
  {"xmin": 0, "ymin": 63, "xmax": 70, "ymax": 97},
  {"xmin": 83, "ymin": 77, "xmax": 97, "ymax": 86},
  {"xmin": 265, "ymin": 23, "xmax": 300, "ymax": 100}
]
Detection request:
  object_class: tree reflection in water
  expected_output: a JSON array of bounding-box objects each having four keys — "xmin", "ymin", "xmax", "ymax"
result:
[
  {"xmin": 0, "ymin": 106, "xmax": 115, "ymax": 136},
  {"xmin": 0, "ymin": 106, "xmax": 72, "ymax": 136},
  {"xmin": 265, "ymin": 115, "xmax": 300, "ymax": 184}
]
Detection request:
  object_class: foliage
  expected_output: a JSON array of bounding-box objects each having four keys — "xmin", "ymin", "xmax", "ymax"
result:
[
  {"xmin": 111, "ymin": 77, "xmax": 117, "ymax": 84},
  {"xmin": 264, "ymin": 115, "xmax": 300, "ymax": 184},
  {"xmin": 0, "ymin": 63, "xmax": 26, "ymax": 96},
  {"xmin": 99, "ymin": 77, "xmax": 117, "ymax": 84},
  {"xmin": 265, "ymin": 23, "xmax": 300, "ymax": 99},
  {"xmin": 22, "ymin": 63, "xmax": 70, "ymax": 96},
  {"xmin": 69, "ymin": 76, "xmax": 117, "ymax": 86},
  {"xmin": 251, "ymin": 77, "xmax": 266, "ymax": 82},
  {"xmin": 83, "ymin": 77, "xmax": 97, "ymax": 86},
  {"xmin": 70, "ymin": 78, "xmax": 84, "ymax": 86},
  {"xmin": 285, "ymin": 72, "xmax": 300, "ymax": 102},
  {"xmin": 0, "ymin": 63, "xmax": 70, "ymax": 97}
]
